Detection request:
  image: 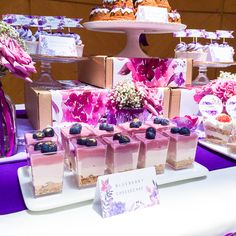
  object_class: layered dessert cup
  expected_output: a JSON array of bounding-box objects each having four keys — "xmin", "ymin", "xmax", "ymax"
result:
[
  {"xmin": 103, "ymin": 134, "xmax": 140, "ymax": 173},
  {"xmin": 25, "ymin": 128, "xmax": 58, "ymax": 146},
  {"xmin": 203, "ymin": 114, "xmax": 233, "ymax": 145},
  {"xmin": 145, "ymin": 117, "xmax": 173, "ymax": 133},
  {"xmin": 163, "ymin": 127, "xmax": 198, "ymax": 170},
  {"xmin": 28, "ymin": 142, "xmax": 65, "ymax": 197},
  {"xmin": 93, "ymin": 123, "xmax": 122, "ymax": 137},
  {"xmin": 71, "ymin": 137, "xmax": 107, "ymax": 187},
  {"xmin": 135, "ymin": 128, "xmax": 169, "ymax": 174},
  {"xmin": 60, "ymin": 123, "xmax": 94, "ymax": 169},
  {"xmin": 118, "ymin": 119, "xmax": 149, "ymax": 136}
]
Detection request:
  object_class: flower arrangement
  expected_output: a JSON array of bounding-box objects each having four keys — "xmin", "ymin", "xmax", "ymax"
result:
[
  {"xmin": 218, "ymin": 71, "xmax": 236, "ymax": 80},
  {"xmin": 0, "ymin": 21, "xmax": 36, "ymax": 81},
  {"xmin": 108, "ymin": 80, "xmax": 145, "ymax": 110}
]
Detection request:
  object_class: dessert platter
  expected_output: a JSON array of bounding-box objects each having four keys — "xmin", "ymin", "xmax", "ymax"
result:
[
  {"xmin": 84, "ymin": 0, "xmax": 186, "ymax": 57},
  {"xmin": 17, "ymin": 117, "xmax": 209, "ymax": 211}
]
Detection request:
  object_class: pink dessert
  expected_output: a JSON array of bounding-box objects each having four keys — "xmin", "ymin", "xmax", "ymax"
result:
[
  {"xmin": 93, "ymin": 123, "xmax": 122, "ymax": 137},
  {"xmin": 103, "ymin": 134, "xmax": 140, "ymax": 173},
  {"xmin": 135, "ymin": 130, "xmax": 169, "ymax": 174},
  {"xmin": 163, "ymin": 127, "xmax": 198, "ymax": 170},
  {"xmin": 28, "ymin": 142, "xmax": 64, "ymax": 197},
  {"xmin": 60, "ymin": 123, "xmax": 94, "ymax": 169},
  {"xmin": 146, "ymin": 117, "xmax": 174, "ymax": 133},
  {"xmin": 71, "ymin": 137, "xmax": 107, "ymax": 187},
  {"xmin": 118, "ymin": 120, "xmax": 149, "ymax": 136},
  {"xmin": 25, "ymin": 128, "xmax": 58, "ymax": 146}
]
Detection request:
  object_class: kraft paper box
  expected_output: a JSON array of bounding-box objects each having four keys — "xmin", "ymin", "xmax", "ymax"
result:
[
  {"xmin": 24, "ymin": 83, "xmax": 170, "ymax": 130},
  {"xmin": 168, "ymin": 88, "xmax": 200, "ymax": 118},
  {"xmin": 78, "ymin": 56, "xmax": 193, "ymax": 89}
]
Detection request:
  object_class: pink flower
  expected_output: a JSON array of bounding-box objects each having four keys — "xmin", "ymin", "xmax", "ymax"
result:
[{"xmin": 0, "ymin": 36, "xmax": 36, "ymax": 82}]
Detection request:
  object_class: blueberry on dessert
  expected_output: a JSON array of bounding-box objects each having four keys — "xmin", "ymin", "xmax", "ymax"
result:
[
  {"xmin": 43, "ymin": 127, "xmax": 55, "ymax": 137},
  {"xmin": 41, "ymin": 142, "xmax": 57, "ymax": 153},
  {"xmin": 69, "ymin": 123, "xmax": 82, "ymax": 135},
  {"xmin": 154, "ymin": 117, "xmax": 162, "ymax": 124},
  {"xmin": 170, "ymin": 127, "xmax": 180, "ymax": 134},
  {"xmin": 77, "ymin": 137, "xmax": 87, "ymax": 145},
  {"xmin": 160, "ymin": 118, "xmax": 170, "ymax": 126},
  {"xmin": 105, "ymin": 124, "xmax": 114, "ymax": 132},
  {"xmin": 133, "ymin": 118, "xmax": 142, "ymax": 127},
  {"xmin": 130, "ymin": 118, "xmax": 142, "ymax": 129},
  {"xmin": 99, "ymin": 123, "xmax": 107, "ymax": 131},
  {"xmin": 179, "ymin": 127, "xmax": 191, "ymax": 136},
  {"xmin": 34, "ymin": 142, "xmax": 44, "ymax": 151},
  {"xmin": 113, "ymin": 133, "xmax": 122, "ymax": 140},
  {"xmin": 33, "ymin": 131, "xmax": 45, "ymax": 140},
  {"xmin": 145, "ymin": 128, "xmax": 156, "ymax": 140},
  {"xmin": 85, "ymin": 138, "xmax": 97, "ymax": 147},
  {"xmin": 119, "ymin": 135, "xmax": 130, "ymax": 144}
]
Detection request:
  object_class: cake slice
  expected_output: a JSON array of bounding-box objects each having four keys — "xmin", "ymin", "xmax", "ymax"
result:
[
  {"xmin": 103, "ymin": 134, "xmax": 140, "ymax": 173},
  {"xmin": 163, "ymin": 127, "xmax": 198, "ymax": 170},
  {"xmin": 135, "ymin": 127, "xmax": 169, "ymax": 174},
  {"xmin": 71, "ymin": 137, "xmax": 107, "ymax": 187}
]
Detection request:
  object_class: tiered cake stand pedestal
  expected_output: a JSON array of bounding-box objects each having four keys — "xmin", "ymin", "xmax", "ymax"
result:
[
  {"xmin": 31, "ymin": 55, "xmax": 87, "ymax": 89},
  {"xmin": 192, "ymin": 61, "xmax": 236, "ymax": 86},
  {"xmin": 83, "ymin": 21, "xmax": 186, "ymax": 58}
]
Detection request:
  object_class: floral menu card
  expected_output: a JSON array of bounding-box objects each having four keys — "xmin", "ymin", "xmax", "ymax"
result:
[{"xmin": 93, "ymin": 167, "xmax": 159, "ymax": 218}]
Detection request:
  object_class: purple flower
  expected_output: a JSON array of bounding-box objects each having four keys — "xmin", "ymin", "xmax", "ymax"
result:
[{"xmin": 109, "ymin": 202, "xmax": 126, "ymax": 216}]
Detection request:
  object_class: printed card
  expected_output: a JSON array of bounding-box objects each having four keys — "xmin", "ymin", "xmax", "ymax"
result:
[
  {"xmin": 39, "ymin": 35, "xmax": 77, "ymax": 57},
  {"xmin": 93, "ymin": 167, "xmax": 159, "ymax": 218}
]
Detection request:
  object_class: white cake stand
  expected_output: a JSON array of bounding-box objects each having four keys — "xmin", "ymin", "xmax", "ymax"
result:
[
  {"xmin": 83, "ymin": 21, "xmax": 186, "ymax": 58},
  {"xmin": 192, "ymin": 61, "xmax": 236, "ymax": 86}
]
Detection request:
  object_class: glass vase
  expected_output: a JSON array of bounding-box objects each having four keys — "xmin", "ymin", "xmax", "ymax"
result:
[{"xmin": 0, "ymin": 78, "xmax": 17, "ymax": 157}]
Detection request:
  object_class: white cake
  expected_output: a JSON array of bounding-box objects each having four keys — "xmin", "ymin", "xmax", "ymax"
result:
[{"xmin": 135, "ymin": 6, "xmax": 168, "ymax": 23}]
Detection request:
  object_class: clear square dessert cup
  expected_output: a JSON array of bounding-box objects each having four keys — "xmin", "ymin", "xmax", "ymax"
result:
[
  {"xmin": 162, "ymin": 130, "xmax": 198, "ymax": 170},
  {"xmin": 70, "ymin": 137, "xmax": 107, "ymax": 188},
  {"xmin": 27, "ymin": 145, "xmax": 65, "ymax": 197},
  {"xmin": 134, "ymin": 132, "xmax": 169, "ymax": 174},
  {"xmin": 60, "ymin": 124, "xmax": 94, "ymax": 170},
  {"xmin": 102, "ymin": 135, "xmax": 140, "ymax": 174}
]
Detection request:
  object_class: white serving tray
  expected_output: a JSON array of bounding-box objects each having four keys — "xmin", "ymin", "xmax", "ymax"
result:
[
  {"xmin": 199, "ymin": 139, "xmax": 236, "ymax": 161},
  {"xmin": 18, "ymin": 163, "xmax": 208, "ymax": 212}
]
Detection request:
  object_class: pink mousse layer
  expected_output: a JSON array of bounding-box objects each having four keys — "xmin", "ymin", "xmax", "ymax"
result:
[
  {"xmin": 25, "ymin": 133, "xmax": 58, "ymax": 145},
  {"xmin": 103, "ymin": 136, "xmax": 140, "ymax": 173},
  {"xmin": 28, "ymin": 145, "xmax": 64, "ymax": 166},
  {"xmin": 61, "ymin": 125, "xmax": 94, "ymax": 140},
  {"xmin": 118, "ymin": 122, "xmax": 150, "ymax": 135},
  {"xmin": 135, "ymin": 132, "xmax": 169, "ymax": 170},
  {"xmin": 145, "ymin": 121, "xmax": 174, "ymax": 132},
  {"xmin": 93, "ymin": 126, "xmax": 122, "ymax": 137}
]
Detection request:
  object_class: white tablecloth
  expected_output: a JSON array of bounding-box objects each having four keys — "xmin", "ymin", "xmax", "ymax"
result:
[{"xmin": 1, "ymin": 167, "xmax": 236, "ymax": 236}]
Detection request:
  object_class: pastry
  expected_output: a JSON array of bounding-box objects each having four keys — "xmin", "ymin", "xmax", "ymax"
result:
[
  {"xmin": 110, "ymin": 7, "xmax": 135, "ymax": 20},
  {"xmin": 89, "ymin": 7, "xmax": 110, "ymax": 21}
]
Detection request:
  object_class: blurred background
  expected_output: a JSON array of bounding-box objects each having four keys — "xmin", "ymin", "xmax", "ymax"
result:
[{"xmin": 1, "ymin": 0, "xmax": 236, "ymax": 104}]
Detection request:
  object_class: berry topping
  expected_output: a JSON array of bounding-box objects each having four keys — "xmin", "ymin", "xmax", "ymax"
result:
[
  {"xmin": 99, "ymin": 123, "xmax": 107, "ymax": 131},
  {"xmin": 119, "ymin": 135, "xmax": 130, "ymax": 144},
  {"xmin": 85, "ymin": 138, "xmax": 97, "ymax": 147},
  {"xmin": 130, "ymin": 121, "xmax": 142, "ymax": 128},
  {"xmin": 43, "ymin": 127, "xmax": 55, "ymax": 137},
  {"xmin": 77, "ymin": 137, "xmax": 87, "ymax": 145},
  {"xmin": 146, "ymin": 131, "xmax": 156, "ymax": 140},
  {"xmin": 41, "ymin": 142, "xmax": 57, "ymax": 153},
  {"xmin": 113, "ymin": 133, "xmax": 122, "ymax": 140},
  {"xmin": 179, "ymin": 127, "xmax": 191, "ymax": 136},
  {"xmin": 160, "ymin": 119, "xmax": 170, "ymax": 126},
  {"xmin": 69, "ymin": 123, "xmax": 82, "ymax": 135},
  {"xmin": 170, "ymin": 127, "xmax": 180, "ymax": 134},
  {"xmin": 34, "ymin": 142, "xmax": 44, "ymax": 151},
  {"xmin": 33, "ymin": 131, "xmax": 45, "ymax": 140},
  {"xmin": 105, "ymin": 124, "xmax": 114, "ymax": 132},
  {"xmin": 153, "ymin": 117, "xmax": 162, "ymax": 124},
  {"xmin": 146, "ymin": 127, "xmax": 156, "ymax": 135},
  {"xmin": 216, "ymin": 113, "xmax": 231, "ymax": 123}
]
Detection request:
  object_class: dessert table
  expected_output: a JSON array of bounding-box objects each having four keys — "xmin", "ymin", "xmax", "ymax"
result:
[{"xmin": 1, "ymin": 118, "xmax": 236, "ymax": 236}]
